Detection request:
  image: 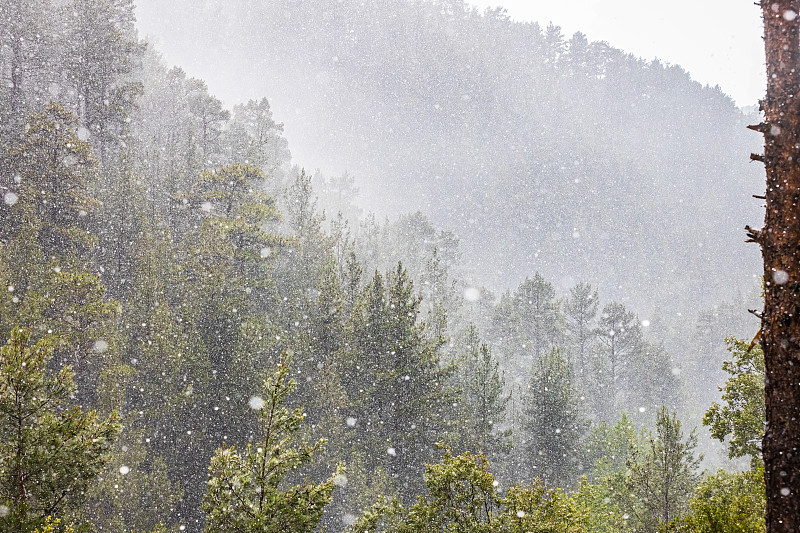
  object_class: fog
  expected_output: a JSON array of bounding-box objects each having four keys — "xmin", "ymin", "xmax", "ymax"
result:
[
  {"xmin": 0, "ymin": 1, "xmax": 768, "ymax": 531},
  {"xmin": 135, "ymin": 0, "xmax": 762, "ymax": 314}
]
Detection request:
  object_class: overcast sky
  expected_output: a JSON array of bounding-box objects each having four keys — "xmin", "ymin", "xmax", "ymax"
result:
[{"xmin": 469, "ymin": 0, "xmax": 766, "ymax": 107}]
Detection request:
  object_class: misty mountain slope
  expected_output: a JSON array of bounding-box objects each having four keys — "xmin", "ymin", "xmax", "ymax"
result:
[{"xmin": 135, "ymin": 0, "xmax": 764, "ymax": 315}]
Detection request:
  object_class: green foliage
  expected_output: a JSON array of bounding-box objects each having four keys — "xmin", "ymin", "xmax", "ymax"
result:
[
  {"xmin": 3, "ymin": 103, "xmax": 100, "ymax": 262},
  {"xmin": 0, "ymin": 328, "xmax": 120, "ymax": 532},
  {"xmin": 340, "ymin": 264, "xmax": 457, "ymax": 501},
  {"xmin": 492, "ymin": 273, "xmax": 562, "ymax": 361},
  {"xmin": 202, "ymin": 355, "xmax": 341, "ymax": 533},
  {"xmin": 671, "ymin": 467, "xmax": 765, "ymax": 533},
  {"xmin": 348, "ymin": 446, "xmax": 589, "ymax": 533},
  {"xmin": 455, "ymin": 324, "xmax": 511, "ymax": 460},
  {"xmin": 626, "ymin": 407, "xmax": 701, "ymax": 532},
  {"xmin": 584, "ymin": 413, "xmax": 647, "ymax": 480},
  {"xmin": 522, "ymin": 348, "xmax": 588, "ymax": 488},
  {"xmin": 703, "ymin": 337, "xmax": 765, "ymax": 467},
  {"xmin": 573, "ymin": 477, "xmax": 630, "ymax": 533}
]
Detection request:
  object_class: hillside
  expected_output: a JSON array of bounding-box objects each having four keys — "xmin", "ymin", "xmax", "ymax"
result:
[{"xmin": 135, "ymin": 0, "xmax": 764, "ymax": 316}]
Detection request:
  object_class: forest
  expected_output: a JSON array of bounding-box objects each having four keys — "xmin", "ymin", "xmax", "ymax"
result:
[{"xmin": 0, "ymin": 0, "xmax": 766, "ymax": 532}]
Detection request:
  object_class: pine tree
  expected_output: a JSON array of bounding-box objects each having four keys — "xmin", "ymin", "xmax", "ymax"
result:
[
  {"xmin": 456, "ymin": 324, "xmax": 511, "ymax": 461},
  {"xmin": 202, "ymin": 355, "xmax": 342, "ymax": 533},
  {"xmin": 60, "ymin": 0, "xmax": 144, "ymax": 165},
  {"xmin": 223, "ymin": 98, "xmax": 290, "ymax": 183},
  {"xmin": 564, "ymin": 282, "xmax": 598, "ymax": 387},
  {"xmin": 492, "ymin": 273, "xmax": 562, "ymax": 364},
  {"xmin": 0, "ymin": 328, "xmax": 120, "ymax": 531},
  {"xmin": 1, "ymin": 104, "xmax": 119, "ymax": 405},
  {"xmin": 0, "ymin": 0, "xmax": 54, "ymax": 140},
  {"xmin": 626, "ymin": 407, "xmax": 701, "ymax": 532},
  {"xmin": 3, "ymin": 103, "xmax": 100, "ymax": 263},
  {"xmin": 593, "ymin": 301, "xmax": 643, "ymax": 419},
  {"xmin": 521, "ymin": 348, "xmax": 588, "ymax": 488},
  {"xmin": 341, "ymin": 264, "xmax": 456, "ymax": 502}
]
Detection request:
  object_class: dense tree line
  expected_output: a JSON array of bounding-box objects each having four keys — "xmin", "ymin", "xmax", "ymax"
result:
[
  {"xmin": 136, "ymin": 0, "xmax": 763, "ymax": 321},
  {"xmin": 0, "ymin": 1, "xmax": 766, "ymax": 532}
]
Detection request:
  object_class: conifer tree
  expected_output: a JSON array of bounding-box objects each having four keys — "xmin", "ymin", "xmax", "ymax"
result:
[
  {"xmin": 626, "ymin": 407, "xmax": 701, "ymax": 532},
  {"xmin": 341, "ymin": 264, "xmax": 456, "ymax": 502},
  {"xmin": 456, "ymin": 324, "xmax": 511, "ymax": 461},
  {"xmin": 492, "ymin": 273, "xmax": 562, "ymax": 363},
  {"xmin": 3, "ymin": 103, "xmax": 100, "ymax": 263},
  {"xmin": 593, "ymin": 301, "xmax": 643, "ymax": 420},
  {"xmin": 202, "ymin": 356, "xmax": 342, "ymax": 533},
  {"xmin": 521, "ymin": 348, "xmax": 588, "ymax": 488},
  {"xmin": 1, "ymin": 104, "xmax": 119, "ymax": 405},
  {"xmin": 565, "ymin": 282, "xmax": 598, "ymax": 386},
  {"xmin": 223, "ymin": 98, "xmax": 290, "ymax": 183},
  {"xmin": 0, "ymin": 0, "xmax": 54, "ymax": 140},
  {"xmin": 0, "ymin": 328, "xmax": 120, "ymax": 532},
  {"xmin": 60, "ymin": 0, "xmax": 144, "ymax": 165}
]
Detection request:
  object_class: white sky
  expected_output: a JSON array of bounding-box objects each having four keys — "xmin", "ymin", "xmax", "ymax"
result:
[{"xmin": 469, "ymin": 0, "xmax": 766, "ymax": 107}]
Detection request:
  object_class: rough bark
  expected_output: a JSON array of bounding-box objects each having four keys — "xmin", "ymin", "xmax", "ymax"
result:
[{"xmin": 753, "ymin": 1, "xmax": 800, "ymax": 530}]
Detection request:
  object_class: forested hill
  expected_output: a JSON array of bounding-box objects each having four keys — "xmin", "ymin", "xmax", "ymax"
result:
[{"xmin": 136, "ymin": 0, "xmax": 764, "ymax": 314}]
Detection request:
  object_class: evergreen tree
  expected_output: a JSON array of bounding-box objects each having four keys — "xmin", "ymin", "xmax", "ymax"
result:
[
  {"xmin": 349, "ymin": 446, "xmax": 590, "ymax": 533},
  {"xmin": 185, "ymin": 78, "xmax": 229, "ymax": 166},
  {"xmin": 341, "ymin": 264, "xmax": 456, "ymax": 502},
  {"xmin": 593, "ymin": 302, "xmax": 643, "ymax": 420},
  {"xmin": 626, "ymin": 407, "xmax": 701, "ymax": 532},
  {"xmin": 521, "ymin": 348, "xmax": 588, "ymax": 488},
  {"xmin": 1, "ymin": 104, "xmax": 119, "ymax": 405},
  {"xmin": 202, "ymin": 356, "xmax": 342, "ymax": 533},
  {"xmin": 456, "ymin": 324, "xmax": 511, "ymax": 461},
  {"xmin": 0, "ymin": 328, "xmax": 120, "ymax": 531},
  {"xmin": 223, "ymin": 98, "xmax": 290, "ymax": 183},
  {"xmin": 625, "ymin": 341, "xmax": 681, "ymax": 423},
  {"xmin": 3, "ymin": 103, "xmax": 100, "ymax": 263},
  {"xmin": 60, "ymin": 0, "xmax": 144, "ymax": 165},
  {"xmin": 492, "ymin": 273, "xmax": 562, "ymax": 365},
  {"xmin": 0, "ymin": 0, "xmax": 54, "ymax": 140},
  {"xmin": 565, "ymin": 282, "xmax": 598, "ymax": 386}
]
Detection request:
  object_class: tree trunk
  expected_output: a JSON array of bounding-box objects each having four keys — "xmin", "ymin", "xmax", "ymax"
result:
[{"xmin": 752, "ymin": 2, "xmax": 800, "ymax": 530}]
